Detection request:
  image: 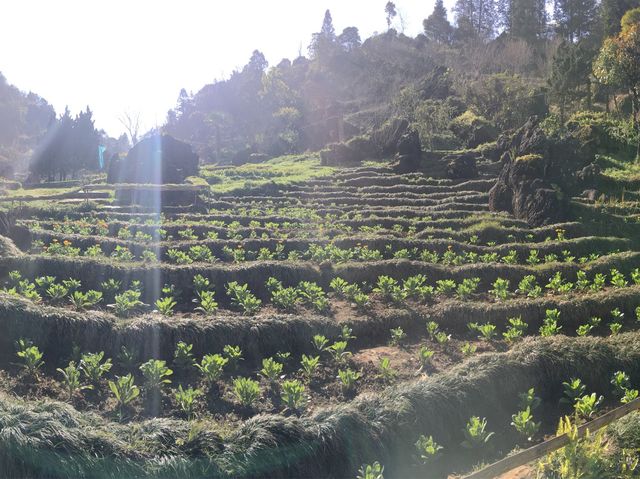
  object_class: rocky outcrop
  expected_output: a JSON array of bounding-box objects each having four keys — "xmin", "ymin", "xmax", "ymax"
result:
[
  {"xmin": 443, "ymin": 151, "xmax": 479, "ymax": 179},
  {"xmin": 320, "ymin": 142, "xmax": 363, "ymax": 167},
  {"xmin": 107, "ymin": 134, "xmax": 199, "ymax": 184},
  {"xmin": 371, "ymin": 119, "xmax": 409, "ymax": 157},
  {"xmin": 392, "ymin": 129, "xmax": 423, "ymax": 173},
  {"xmin": 0, "ymin": 212, "xmax": 28, "ymax": 253}
]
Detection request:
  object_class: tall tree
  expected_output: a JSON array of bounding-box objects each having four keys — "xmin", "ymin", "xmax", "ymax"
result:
[
  {"xmin": 423, "ymin": 0, "xmax": 453, "ymax": 43},
  {"xmin": 553, "ymin": 0, "xmax": 599, "ymax": 41},
  {"xmin": 600, "ymin": 0, "xmax": 640, "ymax": 37},
  {"xmin": 385, "ymin": 2, "xmax": 397, "ymax": 30},
  {"xmin": 499, "ymin": 0, "xmax": 547, "ymax": 42},
  {"xmin": 549, "ymin": 41, "xmax": 595, "ymax": 121},
  {"xmin": 594, "ymin": 8, "xmax": 640, "ymax": 157},
  {"xmin": 309, "ymin": 10, "xmax": 338, "ymax": 59},
  {"xmin": 454, "ymin": 0, "xmax": 498, "ymax": 39},
  {"xmin": 338, "ymin": 27, "xmax": 361, "ymax": 51}
]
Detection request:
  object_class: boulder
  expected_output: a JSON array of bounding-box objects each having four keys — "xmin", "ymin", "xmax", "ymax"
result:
[
  {"xmin": 319, "ymin": 142, "xmax": 363, "ymax": 167},
  {"xmin": 392, "ymin": 129, "xmax": 423, "ymax": 173},
  {"xmin": 107, "ymin": 134, "xmax": 198, "ymax": 184},
  {"xmin": 489, "ymin": 153, "xmax": 567, "ymax": 226},
  {"xmin": 370, "ymin": 119, "xmax": 409, "ymax": 157},
  {"xmin": 450, "ymin": 111, "xmax": 498, "ymax": 148},
  {"xmin": 443, "ymin": 151, "xmax": 479, "ymax": 179}
]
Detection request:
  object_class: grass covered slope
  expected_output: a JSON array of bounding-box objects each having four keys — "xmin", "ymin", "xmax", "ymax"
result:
[{"xmin": 3, "ymin": 332, "xmax": 640, "ymax": 479}]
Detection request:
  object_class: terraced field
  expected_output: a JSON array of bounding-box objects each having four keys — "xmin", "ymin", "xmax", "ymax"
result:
[{"xmin": 3, "ymin": 158, "xmax": 640, "ymax": 478}]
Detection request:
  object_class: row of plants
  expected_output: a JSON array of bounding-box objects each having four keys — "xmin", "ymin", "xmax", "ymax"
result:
[
  {"xmin": 6, "ymin": 264, "xmax": 640, "ymax": 319},
  {"xmin": 30, "ymin": 236, "xmax": 609, "ymax": 268}
]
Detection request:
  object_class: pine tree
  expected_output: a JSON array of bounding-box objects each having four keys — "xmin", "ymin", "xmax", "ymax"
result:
[
  {"xmin": 454, "ymin": 0, "xmax": 498, "ymax": 39},
  {"xmin": 309, "ymin": 10, "xmax": 338, "ymax": 59},
  {"xmin": 600, "ymin": 0, "xmax": 640, "ymax": 37},
  {"xmin": 423, "ymin": 0, "xmax": 453, "ymax": 43},
  {"xmin": 499, "ymin": 0, "xmax": 547, "ymax": 41},
  {"xmin": 553, "ymin": 0, "xmax": 599, "ymax": 41}
]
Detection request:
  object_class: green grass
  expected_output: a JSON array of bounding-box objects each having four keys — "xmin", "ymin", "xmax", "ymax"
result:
[
  {"xmin": 202, "ymin": 154, "xmax": 334, "ymax": 194},
  {"xmin": 597, "ymin": 154, "xmax": 640, "ymax": 182},
  {"xmin": 2, "ymin": 186, "xmax": 78, "ymax": 199}
]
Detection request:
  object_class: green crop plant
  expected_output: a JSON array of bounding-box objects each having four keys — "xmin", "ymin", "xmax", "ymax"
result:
[
  {"xmin": 196, "ymin": 354, "xmax": 228, "ymax": 383},
  {"xmin": 188, "ymin": 245, "xmax": 214, "ymax": 263},
  {"xmin": 426, "ymin": 321, "xmax": 439, "ymax": 340},
  {"xmin": 356, "ymin": 462, "xmax": 384, "ymax": 479},
  {"xmin": 62, "ymin": 279, "xmax": 81, "ymax": 292},
  {"xmin": 527, "ymin": 250, "xmax": 541, "ymax": 265},
  {"xmin": 193, "ymin": 274, "xmax": 210, "ymax": 293},
  {"xmin": 632, "ymin": 268, "xmax": 640, "ymax": 285},
  {"xmin": 57, "ymin": 361, "xmax": 92, "ymax": 400},
  {"xmin": 69, "ymin": 290, "xmax": 103, "ymax": 310},
  {"xmin": 167, "ymin": 249, "xmax": 193, "ymax": 265},
  {"xmin": 300, "ymin": 354, "xmax": 320, "ymax": 380},
  {"xmin": 100, "ymin": 278, "xmax": 121, "ymax": 300},
  {"xmin": 139, "ymin": 359, "xmax": 172, "ymax": 391},
  {"xmin": 435, "ymin": 279, "xmax": 456, "ymax": 296},
  {"xmin": 519, "ymin": 388, "xmax": 541, "ymax": 411},
  {"xmin": 34, "ymin": 275, "xmax": 56, "ymax": 291},
  {"xmin": 281, "ymin": 379, "xmax": 306, "ymax": 412},
  {"xmin": 297, "ymin": 281, "xmax": 329, "ymax": 312},
  {"xmin": 329, "ymin": 277, "xmax": 349, "ymax": 296},
  {"xmin": 461, "ymin": 416, "xmax": 494, "ymax": 449},
  {"xmin": 517, "ymin": 275, "xmax": 542, "ymax": 298},
  {"xmin": 502, "ymin": 250, "xmax": 518, "ymax": 264},
  {"xmin": 194, "ymin": 290, "xmax": 218, "ymax": 315},
  {"xmin": 80, "ymin": 352, "xmax": 112, "ymax": 384},
  {"xmin": 373, "ymin": 276, "xmax": 402, "ymax": 303},
  {"xmin": 415, "ymin": 435, "xmax": 443, "ymax": 464},
  {"xmin": 490, "ymin": 278, "xmax": 510, "ymax": 301},
  {"xmin": 610, "ymin": 322, "xmax": 623, "ymax": 335},
  {"xmin": 108, "ymin": 374, "xmax": 139, "ymax": 420},
  {"xmin": 329, "ymin": 341, "xmax": 351, "ymax": 365},
  {"xmin": 340, "ymin": 325, "xmax": 356, "ymax": 342},
  {"xmin": 511, "ymin": 407, "xmax": 540, "ymax": 441},
  {"xmin": 417, "ymin": 346, "xmax": 435, "ymax": 370},
  {"xmin": 111, "ymin": 245, "xmax": 134, "ymax": 262},
  {"xmin": 173, "ymin": 342, "xmax": 194, "ymax": 370},
  {"xmin": 378, "ymin": 357, "xmax": 396, "ymax": 382},
  {"xmin": 117, "ymin": 345, "xmax": 139, "ymax": 370},
  {"xmin": 110, "ymin": 289, "xmax": 145, "ymax": 317},
  {"xmin": 155, "ymin": 296, "xmax": 177, "ymax": 316},
  {"xmin": 17, "ymin": 343, "xmax": 44, "ymax": 375},
  {"xmin": 232, "ymin": 377, "xmax": 261, "ymax": 408},
  {"xmin": 623, "ymin": 388, "xmax": 639, "ymax": 404},
  {"xmin": 434, "ymin": 331, "xmax": 451, "ymax": 345},
  {"xmin": 474, "ymin": 322, "xmax": 497, "ymax": 341},
  {"xmin": 177, "ymin": 228, "xmax": 198, "ymax": 240},
  {"xmin": 338, "ymin": 368, "xmax": 361, "ymax": 393},
  {"xmin": 312, "ymin": 334, "xmax": 329, "ymax": 352},
  {"xmin": 611, "ymin": 371, "xmax": 631, "ymax": 398},
  {"xmin": 590, "ymin": 273, "xmax": 606, "ymax": 292},
  {"xmin": 402, "ymin": 274, "xmax": 429, "ymax": 300},
  {"xmin": 389, "ymin": 327, "xmax": 406, "ymax": 346},
  {"xmin": 461, "ymin": 342, "xmax": 476, "ymax": 356},
  {"xmin": 223, "ymin": 345, "xmax": 243, "ymax": 370},
  {"xmin": 575, "ymin": 270, "xmax": 590, "ymax": 291},
  {"xmin": 271, "ymin": 286, "xmax": 299, "ymax": 311},
  {"xmin": 574, "ymin": 393, "xmax": 603, "ymax": 420},
  {"xmin": 503, "ymin": 316, "xmax": 528, "ymax": 342},
  {"xmin": 456, "ymin": 277, "xmax": 480, "ymax": 300},
  {"xmin": 260, "ymin": 357, "xmax": 283, "ymax": 382},
  {"xmin": 226, "ymin": 282, "xmax": 261, "ymax": 315},
  {"xmin": 540, "ymin": 309, "xmax": 562, "ymax": 336},
  {"xmin": 545, "ymin": 271, "xmax": 572, "ymax": 294},
  {"xmin": 610, "ymin": 268, "xmax": 628, "ymax": 288},
  {"xmin": 45, "ymin": 283, "xmax": 68, "ymax": 302},
  {"xmin": 611, "ymin": 308, "xmax": 625, "ymax": 322},
  {"xmin": 577, "ymin": 316, "xmax": 601, "ymax": 336},
  {"xmin": 174, "ymin": 385, "xmax": 202, "ymax": 420},
  {"xmin": 560, "ymin": 378, "xmax": 586, "ymax": 406}
]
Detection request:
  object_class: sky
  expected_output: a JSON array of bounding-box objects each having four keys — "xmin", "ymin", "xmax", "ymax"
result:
[{"xmin": 0, "ymin": 0, "xmax": 457, "ymax": 137}]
